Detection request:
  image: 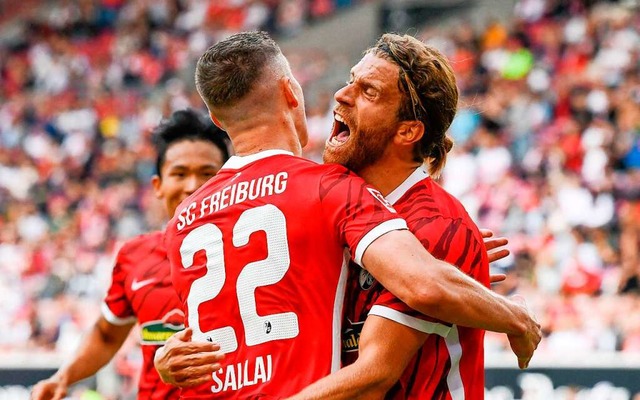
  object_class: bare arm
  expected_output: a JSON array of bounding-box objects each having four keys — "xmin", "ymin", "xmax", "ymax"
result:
[
  {"xmin": 362, "ymin": 230, "xmax": 540, "ymax": 367},
  {"xmin": 287, "ymin": 315, "xmax": 426, "ymax": 400},
  {"xmin": 31, "ymin": 316, "xmax": 133, "ymax": 400}
]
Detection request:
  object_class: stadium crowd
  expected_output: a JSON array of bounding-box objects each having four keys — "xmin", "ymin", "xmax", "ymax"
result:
[{"xmin": 0, "ymin": 0, "xmax": 639, "ymax": 396}]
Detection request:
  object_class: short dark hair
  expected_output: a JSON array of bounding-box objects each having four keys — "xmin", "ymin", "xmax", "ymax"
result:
[
  {"xmin": 367, "ymin": 34, "xmax": 458, "ymax": 177},
  {"xmin": 153, "ymin": 108, "xmax": 230, "ymax": 175},
  {"xmin": 196, "ymin": 31, "xmax": 282, "ymax": 109}
]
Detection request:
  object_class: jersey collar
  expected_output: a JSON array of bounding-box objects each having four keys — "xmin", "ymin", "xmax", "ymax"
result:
[
  {"xmin": 221, "ymin": 149, "xmax": 294, "ymax": 170},
  {"xmin": 385, "ymin": 165, "xmax": 429, "ymax": 205}
]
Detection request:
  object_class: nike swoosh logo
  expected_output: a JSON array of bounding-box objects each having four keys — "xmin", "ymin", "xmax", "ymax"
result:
[{"xmin": 131, "ymin": 278, "xmax": 158, "ymax": 291}]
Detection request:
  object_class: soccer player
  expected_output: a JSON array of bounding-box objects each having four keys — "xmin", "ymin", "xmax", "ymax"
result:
[
  {"xmin": 159, "ymin": 31, "xmax": 540, "ymax": 399},
  {"xmin": 289, "ymin": 33, "xmax": 505, "ymax": 400},
  {"xmin": 31, "ymin": 109, "xmax": 230, "ymax": 400}
]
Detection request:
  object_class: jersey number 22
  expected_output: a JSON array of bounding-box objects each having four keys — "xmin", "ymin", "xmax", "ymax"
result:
[{"xmin": 179, "ymin": 204, "xmax": 299, "ymax": 353}]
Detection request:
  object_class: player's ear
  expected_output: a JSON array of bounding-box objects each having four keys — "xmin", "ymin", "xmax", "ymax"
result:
[
  {"xmin": 209, "ymin": 112, "xmax": 224, "ymax": 130},
  {"xmin": 151, "ymin": 174, "xmax": 164, "ymax": 199},
  {"xmin": 281, "ymin": 77, "xmax": 300, "ymax": 109},
  {"xmin": 394, "ymin": 120, "xmax": 424, "ymax": 146}
]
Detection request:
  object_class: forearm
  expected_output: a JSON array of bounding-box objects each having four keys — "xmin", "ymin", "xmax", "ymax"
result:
[
  {"xmin": 414, "ymin": 259, "xmax": 527, "ymax": 335},
  {"xmin": 287, "ymin": 316, "xmax": 423, "ymax": 400},
  {"xmin": 54, "ymin": 318, "xmax": 131, "ymax": 384},
  {"xmin": 363, "ymin": 230, "xmax": 527, "ymax": 335},
  {"xmin": 286, "ymin": 362, "xmax": 388, "ymax": 400}
]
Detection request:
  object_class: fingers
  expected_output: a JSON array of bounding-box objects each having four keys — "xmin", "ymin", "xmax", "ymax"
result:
[
  {"xmin": 171, "ymin": 362, "xmax": 224, "ymax": 387},
  {"xmin": 52, "ymin": 387, "xmax": 66, "ymax": 400},
  {"xmin": 32, "ymin": 382, "xmax": 63, "ymax": 400},
  {"xmin": 487, "ymin": 248, "xmax": 510, "ymax": 263},
  {"xmin": 178, "ymin": 327, "xmax": 193, "ymax": 341},
  {"xmin": 163, "ymin": 354, "xmax": 224, "ymax": 387},
  {"xmin": 480, "ymin": 229, "xmax": 494, "ymax": 238},
  {"xmin": 156, "ymin": 335, "xmax": 225, "ymax": 387},
  {"xmin": 490, "ymin": 273, "xmax": 507, "ymax": 283},
  {"xmin": 484, "ymin": 237, "xmax": 508, "ymax": 251},
  {"xmin": 171, "ymin": 342, "xmax": 221, "ymax": 355}
]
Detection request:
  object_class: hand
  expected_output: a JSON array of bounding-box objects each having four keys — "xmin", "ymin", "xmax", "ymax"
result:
[
  {"xmin": 506, "ymin": 295, "xmax": 541, "ymax": 369},
  {"xmin": 154, "ymin": 327, "xmax": 225, "ymax": 387},
  {"xmin": 490, "ymin": 273, "xmax": 507, "ymax": 284},
  {"xmin": 480, "ymin": 229, "xmax": 510, "ymax": 264},
  {"xmin": 31, "ymin": 376, "xmax": 68, "ymax": 400}
]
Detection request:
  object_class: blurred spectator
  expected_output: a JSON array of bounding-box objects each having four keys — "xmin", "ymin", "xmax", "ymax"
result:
[
  {"xmin": 0, "ymin": 0, "xmax": 362, "ymax": 396},
  {"xmin": 1, "ymin": 0, "xmax": 640, "ymax": 397}
]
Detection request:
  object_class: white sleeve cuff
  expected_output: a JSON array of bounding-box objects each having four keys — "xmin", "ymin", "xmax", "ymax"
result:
[
  {"xmin": 369, "ymin": 305, "xmax": 451, "ymax": 337},
  {"xmin": 353, "ymin": 218, "xmax": 407, "ymax": 266},
  {"xmin": 101, "ymin": 302, "xmax": 137, "ymax": 326}
]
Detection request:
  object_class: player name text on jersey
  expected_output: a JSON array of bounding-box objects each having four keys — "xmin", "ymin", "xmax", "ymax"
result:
[
  {"xmin": 211, "ymin": 354, "xmax": 273, "ymax": 393},
  {"xmin": 177, "ymin": 172, "xmax": 288, "ymax": 231}
]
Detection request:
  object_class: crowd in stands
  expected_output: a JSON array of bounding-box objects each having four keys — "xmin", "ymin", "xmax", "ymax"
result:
[{"xmin": 0, "ymin": 0, "xmax": 639, "ymax": 396}]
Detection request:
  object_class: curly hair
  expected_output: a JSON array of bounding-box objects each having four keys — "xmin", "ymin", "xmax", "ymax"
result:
[
  {"xmin": 153, "ymin": 108, "xmax": 230, "ymax": 176},
  {"xmin": 366, "ymin": 34, "xmax": 458, "ymax": 177}
]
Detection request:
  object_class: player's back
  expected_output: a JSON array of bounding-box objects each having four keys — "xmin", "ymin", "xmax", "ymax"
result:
[
  {"xmin": 388, "ymin": 168, "xmax": 490, "ymax": 399},
  {"xmin": 165, "ymin": 150, "xmax": 405, "ymax": 399}
]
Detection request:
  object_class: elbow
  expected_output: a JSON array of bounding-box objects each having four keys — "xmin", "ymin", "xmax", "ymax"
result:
[{"xmin": 403, "ymin": 281, "xmax": 448, "ymax": 318}]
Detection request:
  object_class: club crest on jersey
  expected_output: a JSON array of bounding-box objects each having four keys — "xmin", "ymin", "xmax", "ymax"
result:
[
  {"xmin": 342, "ymin": 319, "xmax": 364, "ymax": 353},
  {"xmin": 140, "ymin": 309, "xmax": 185, "ymax": 345},
  {"xmin": 366, "ymin": 188, "xmax": 396, "ymax": 213},
  {"xmin": 359, "ymin": 269, "xmax": 376, "ymax": 290}
]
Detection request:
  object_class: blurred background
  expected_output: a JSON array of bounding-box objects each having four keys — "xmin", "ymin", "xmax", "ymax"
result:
[{"xmin": 0, "ymin": 0, "xmax": 639, "ymax": 399}]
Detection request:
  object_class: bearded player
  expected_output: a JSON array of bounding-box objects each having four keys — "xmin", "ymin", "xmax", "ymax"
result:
[
  {"xmin": 158, "ymin": 31, "xmax": 539, "ymax": 399},
  {"xmin": 290, "ymin": 34, "xmax": 515, "ymax": 399},
  {"xmin": 31, "ymin": 109, "xmax": 229, "ymax": 400}
]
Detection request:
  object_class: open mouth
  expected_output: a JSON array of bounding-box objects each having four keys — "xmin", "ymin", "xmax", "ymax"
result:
[{"xmin": 328, "ymin": 113, "xmax": 351, "ymax": 146}]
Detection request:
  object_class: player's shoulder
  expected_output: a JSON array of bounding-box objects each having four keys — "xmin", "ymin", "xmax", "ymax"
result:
[
  {"xmin": 118, "ymin": 231, "xmax": 164, "ymax": 256},
  {"xmin": 427, "ymin": 179, "xmax": 471, "ymax": 215},
  {"xmin": 399, "ymin": 179, "xmax": 472, "ymax": 223}
]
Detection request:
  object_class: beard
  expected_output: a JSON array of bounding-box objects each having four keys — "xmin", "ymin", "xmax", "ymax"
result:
[{"xmin": 323, "ymin": 125, "xmax": 395, "ymax": 173}]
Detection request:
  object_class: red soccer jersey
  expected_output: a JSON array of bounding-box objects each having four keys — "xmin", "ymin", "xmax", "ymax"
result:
[
  {"xmin": 164, "ymin": 150, "xmax": 406, "ymax": 399},
  {"xmin": 103, "ymin": 231, "xmax": 183, "ymax": 400},
  {"xmin": 342, "ymin": 166, "xmax": 490, "ymax": 399}
]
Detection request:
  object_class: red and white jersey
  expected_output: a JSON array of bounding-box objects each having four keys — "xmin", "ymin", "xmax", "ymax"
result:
[
  {"xmin": 102, "ymin": 231, "xmax": 183, "ymax": 400},
  {"xmin": 342, "ymin": 166, "xmax": 490, "ymax": 400},
  {"xmin": 164, "ymin": 150, "xmax": 407, "ymax": 399}
]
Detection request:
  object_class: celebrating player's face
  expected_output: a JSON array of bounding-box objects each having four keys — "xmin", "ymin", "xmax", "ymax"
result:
[
  {"xmin": 323, "ymin": 54, "xmax": 404, "ymax": 171},
  {"xmin": 152, "ymin": 140, "xmax": 225, "ymax": 216}
]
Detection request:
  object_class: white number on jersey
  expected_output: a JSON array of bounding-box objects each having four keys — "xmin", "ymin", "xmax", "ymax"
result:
[{"xmin": 179, "ymin": 204, "xmax": 299, "ymax": 353}]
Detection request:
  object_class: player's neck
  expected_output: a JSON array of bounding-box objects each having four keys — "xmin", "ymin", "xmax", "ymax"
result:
[
  {"xmin": 225, "ymin": 114, "xmax": 303, "ymax": 157},
  {"xmin": 358, "ymin": 156, "xmax": 421, "ymax": 197}
]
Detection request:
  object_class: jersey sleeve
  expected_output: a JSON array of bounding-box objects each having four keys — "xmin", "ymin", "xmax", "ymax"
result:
[
  {"xmin": 369, "ymin": 290, "xmax": 452, "ymax": 337},
  {"xmin": 369, "ymin": 216, "xmax": 484, "ymax": 336},
  {"xmin": 102, "ymin": 244, "xmax": 137, "ymax": 325},
  {"xmin": 319, "ymin": 167, "xmax": 407, "ymax": 266}
]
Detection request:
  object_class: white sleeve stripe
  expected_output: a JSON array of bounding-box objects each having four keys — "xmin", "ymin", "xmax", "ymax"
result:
[
  {"xmin": 354, "ymin": 218, "xmax": 407, "ymax": 266},
  {"xmin": 369, "ymin": 305, "xmax": 451, "ymax": 337},
  {"xmin": 101, "ymin": 302, "xmax": 137, "ymax": 326}
]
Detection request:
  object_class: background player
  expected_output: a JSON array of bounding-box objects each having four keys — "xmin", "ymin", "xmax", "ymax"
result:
[
  {"xmin": 31, "ymin": 109, "xmax": 229, "ymax": 400},
  {"xmin": 289, "ymin": 33, "xmax": 504, "ymax": 400},
  {"xmin": 160, "ymin": 31, "xmax": 540, "ymax": 399}
]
